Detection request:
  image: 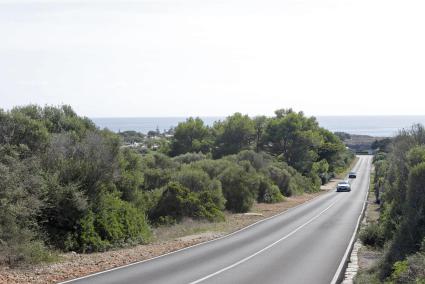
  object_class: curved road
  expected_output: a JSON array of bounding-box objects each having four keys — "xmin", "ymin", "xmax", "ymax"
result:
[{"xmin": 63, "ymin": 155, "xmax": 372, "ymax": 284}]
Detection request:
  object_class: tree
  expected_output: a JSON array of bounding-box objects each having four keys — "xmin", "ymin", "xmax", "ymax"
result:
[
  {"xmin": 334, "ymin": 132, "xmax": 351, "ymax": 141},
  {"xmin": 170, "ymin": 117, "xmax": 212, "ymax": 156},
  {"xmin": 253, "ymin": 116, "xmax": 268, "ymax": 152},
  {"xmin": 359, "ymin": 124, "xmax": 425, "ymax": 280},
  {"xmin": 263, "ymin": 109, "xmax": 322, "ymax": 173},
  {"xmin": 380, "ymin": 162, "xmax": 425, "ymax": 279},
  {"xmin": 0, "ymin": 147, "xmax": 49, "ymax": 264},
  {"xmin": 317, "ymin": 128, "xmax": 345, "ymax": 172},
  {"xmin": 371, "ymin": 138, "xmax": 392, "ymax": 152},
  {"xmin": 0, "ymin": 109, "xmax": 49, "ymax": 152},
  {"xmin": 213, "ymin": 113, "xmax": 255, "ymax": 158}
]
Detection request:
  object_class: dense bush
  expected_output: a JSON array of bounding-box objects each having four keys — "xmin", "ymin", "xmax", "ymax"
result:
[
  {"xmin": 358, "ymin": 124, "xmax": 425, "ymax": 282},
  {"xmin": 116, "ymin": 148, "xmax": 144, "ymax": 201},
  {"xmin": 266, "ymin": 162, "xmax": 317, "ymax": 196},
  {"xmin": 190, "ymin": 159, "xmax": 234, "ymax": 179},
  {"xmin": 77, "ymin": 193, "xmax": 151, "ymax": 252},
  {"xmin": 173, "ymin": 167, "xmax": 213, "ymax": 192},
  {"xmin": 0, "ymin": 106, "xmax": 154, "ymax": 262},
  {"xmin": 359, "ymin": 223, "xmax": 385, "ymax": 248},
  {"xmin": 235, "ymin": 150, "xmax": 273, "ymax": 171},
  {"xmin": 219, "ymin": 163, "xmax": 260, "ymax": 212},
  {"xmin": 257, "ymin": 178, "xmax": 284, "ymax": 203},
  {"xmin": 143, "ymin": 168, "xmax": 172, "ymax": 191},
  {"xmin": 172, "ymin": 152, "xmax": 207, "ymax": 164},
  {"xmin": 390, "ymin": 249, "xmax": 425, "ymax": 283},
  {"xmin": 0, "ymin": 145, "xmax": 53, "ymax": 265},
  {"xmin": 150, "ymin": 182, "xmax": 224, "ymax": 223},
  {"xmin": 267, "ymin": 164, "xmax": 292, "ymax": 195},
  {"xmin": 381, "ymin": 161, "xmax": 425, "ymax": 278}
]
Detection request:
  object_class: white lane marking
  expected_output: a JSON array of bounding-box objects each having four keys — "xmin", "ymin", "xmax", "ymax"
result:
[
  {"xmin": 189, "ymin": 199, "xmax": 340, "ymax": 284},
  {"xmin": 330, "ymin": 156, "xmax": 371, "ymax": 284}
]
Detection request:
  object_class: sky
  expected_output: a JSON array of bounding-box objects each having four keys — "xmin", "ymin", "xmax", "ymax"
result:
[{"xmin": 1, "ymin": 0, "xmax": 425, "ymax": 117}]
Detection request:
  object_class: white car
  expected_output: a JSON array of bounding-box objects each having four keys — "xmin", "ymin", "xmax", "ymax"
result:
[{"xmin": 337, "ymin": 180, "xmax": 351, "ymax": 192}]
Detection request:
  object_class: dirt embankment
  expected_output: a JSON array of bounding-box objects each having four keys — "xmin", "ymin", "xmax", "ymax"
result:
[{"xmin": 0, "ymin": 180, "xmax": 343, "ymax": 284}]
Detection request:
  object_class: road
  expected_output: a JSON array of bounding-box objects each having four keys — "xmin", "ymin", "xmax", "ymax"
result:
[{"xmin": 63, "ymin": 155, "xmax": 372, "ymax": 284}]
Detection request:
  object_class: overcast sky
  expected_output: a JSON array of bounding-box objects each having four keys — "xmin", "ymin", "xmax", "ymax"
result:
[{"xmin": 1, "ymin": 0, "xmax": 425, "ymax": 117}]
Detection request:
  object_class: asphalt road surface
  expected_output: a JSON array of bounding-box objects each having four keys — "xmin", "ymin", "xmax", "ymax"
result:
[{"xmin": 63, "ymin": 155, "xmax": 372, "ymax": 284}]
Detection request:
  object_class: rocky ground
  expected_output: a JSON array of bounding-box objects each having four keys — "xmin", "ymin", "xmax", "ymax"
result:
[{"xmin": 0, "ymin": 180, "xmax": 342, "ymax": 284}]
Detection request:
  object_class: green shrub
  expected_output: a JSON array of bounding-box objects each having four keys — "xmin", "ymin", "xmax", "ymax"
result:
[
  {"xmin": 380, "ymin": 161, "xmax": 425, "ymax": 278},
  {"xmin": 267, "ymin": 165, "xmax": 292, "ymax": 195},
  {"xmin": 359, "ymin": 223, "xmax": 385, "ymax": 248},
  {"xmin": 141, "ymin": 152, "xmax": 177, "ymax": 170},
  {"xmin": 77, "ymin": 193, "xmax": 151, "ymax": 252},
  {"xmin": 190, "ymin": 159, "xmax": 233, "ymax": 179},
  {"xmin": 219, "ymin": 164, "xmax": 260, "ymax": 212},
  {"xmin": 0, "ymin": 149, "xmax": 50, "ymax": 266},
  {"xmin": 390, "ymin": 252, "xmax": 425, "ymax": 283},
  {"xmin": 354, "ymin": 270, "xmax": 381, "ymax": 284},
  {"xmin": 236, "ymin": 150, "xmax": 272, "ymax": 171},
  {"xmin": 131, "ymin": 188, "xmax": 164, "ymax": 213},
  {"xmin": 0, "ymin": 239, "xmax": 57, "ymax": 267},
  {"xmin": 391, "ymin": 260, "xmax": 409, "ymax": 283},
  {"xmin": 143, "ymin": 168, "xmax": 172, "ymax": 190},
  {"xmin": 173, "ymin": 167, "xmax": 212, "ymax": 192},
  {"xmin": 42, "ymin": 176, "xmax": 88, "ymax": 250},
  {"xmin": 266, "ymin": 162, "xmax": 316, "ymax": 196},
  {"xmin": 257, "ymin": 178, "xmax": 284, "ymax": 203},
  {"xmin": 78, "ymin": 210, "xmax": 108, "ymax": 252},
  {"xmin": 150, "ymin": 182, "xmax": 225, "ymax": 223},
  {"xmin": 116, "ymin": 148, "xmax": 144, "ymax": 202},
  {"xmin": 197, "ymin": 188, "xmax": 225, "ymax": 221},
  {"xmin": 173, "ymin": 152, "xmax": 207, "ymax": 164}
]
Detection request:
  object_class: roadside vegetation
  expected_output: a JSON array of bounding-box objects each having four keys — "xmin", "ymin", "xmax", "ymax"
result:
[
  {"xmin": 355, "ymin": 124, "xmax": 425, "ymax": 283},
  {"xmin": 0, "ymin": 105, "xmax": 353, "ymax": 266}
]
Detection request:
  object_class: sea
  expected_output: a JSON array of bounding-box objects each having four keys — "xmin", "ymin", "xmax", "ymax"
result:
[{"xmin": 91, "ymin": 116, "xmax": 425, "ymax": 137}]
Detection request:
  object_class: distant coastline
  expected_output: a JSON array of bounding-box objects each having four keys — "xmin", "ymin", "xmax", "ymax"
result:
[{"xmin": 91, "ymin": 115, "xmax": 425, "ymax": 137}]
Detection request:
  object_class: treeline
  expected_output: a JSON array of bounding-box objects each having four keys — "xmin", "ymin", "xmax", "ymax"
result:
[
  {"xmin": 358, "ymin": 124, "xmax": 425, "ymax": 283},
  {"xmin": 0, "ymin": 105, "xmax": 352, "ymax": 265}
]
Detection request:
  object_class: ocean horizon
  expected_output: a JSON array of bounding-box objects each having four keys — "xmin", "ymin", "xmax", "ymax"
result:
[{"xmin": 91, "ymin": 115, "xmax": 425, "ymax": 137}]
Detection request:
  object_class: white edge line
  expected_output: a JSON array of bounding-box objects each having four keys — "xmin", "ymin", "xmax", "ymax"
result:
[
  {"xmin": 330, "ymin": 156, "xmax": 371, "ymax": 284},
  {"xmin": 59, "ymin": 186, "xmax": 333, "ymax": 283},
  {"xmin": 189, "ymin": 199, "xmax": 340, "ymax": 284}
]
